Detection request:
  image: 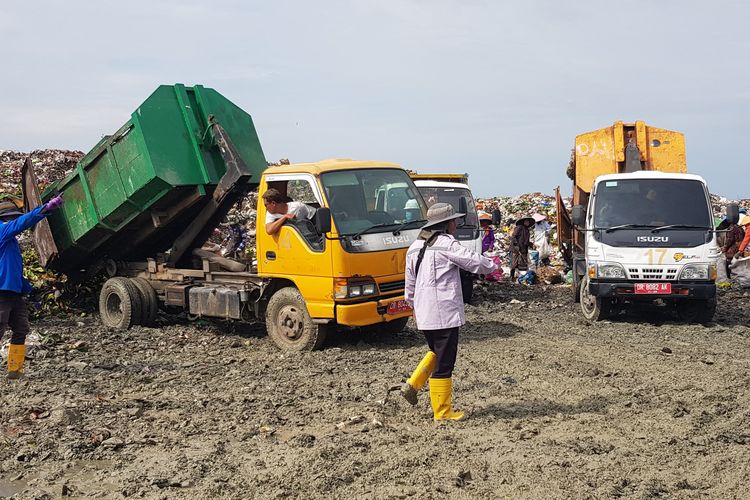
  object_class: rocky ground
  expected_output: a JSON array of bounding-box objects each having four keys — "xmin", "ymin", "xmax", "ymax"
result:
[{"xmin": 2, "ymin": 283, "xmax": 750, "ymax": 499}]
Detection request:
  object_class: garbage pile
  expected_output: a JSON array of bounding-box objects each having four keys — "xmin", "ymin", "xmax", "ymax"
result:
[
  {"xmin": 0, "ymin": 149, "xmax": 83, "ymax": 195},
  {"xmin": 210, "ymin": 159, "xmax": 290, "ymax": 260},
  {"xmin": 711, "ymin": 194, "xmax": 750, "ymax": 222},
  {"xmin": 477, "ymin": 192, "xmax": 566, "ymax": 260}
]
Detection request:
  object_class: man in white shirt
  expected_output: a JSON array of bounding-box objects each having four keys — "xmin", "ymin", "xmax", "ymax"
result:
[{"xmin": 263, "ymin": 188, "xmax": 317, "ymax": 235}]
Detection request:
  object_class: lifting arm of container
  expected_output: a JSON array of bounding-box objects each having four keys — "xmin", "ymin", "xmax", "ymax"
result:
[{"xmin": 167, "ymin": 117, "xmax": 254, "ymax": 267}]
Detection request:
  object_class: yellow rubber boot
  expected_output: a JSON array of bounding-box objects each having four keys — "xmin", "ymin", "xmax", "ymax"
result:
[
  {"xmin": 429, "ymin": 377, "xmax": 465, "ymax": 421},
  {"xmin": 7, "ymin": 344, "xmax": 26, "ymax": 380},
  {"xmin": 400, "ymin": 351, "xmax": 436, "ymax": 406}
]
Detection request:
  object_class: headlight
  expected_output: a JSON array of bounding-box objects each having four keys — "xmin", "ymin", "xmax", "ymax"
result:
[
  {"xmin": 596, "ymin": 262, "xmax": 626, "ymax": 279},
  {"xmin": 333, "ymin": 277, "xmax": 378, "ymax": 298},
  {"xmin": 680, "ymin": 264, "xmax": 710, "ymax": 280}
]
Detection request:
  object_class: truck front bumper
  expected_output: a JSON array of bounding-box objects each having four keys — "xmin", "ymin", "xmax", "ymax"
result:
[
  {"xmin": 335, "ymin": 295, "xmax": 412, "ymax": 327},
  {"xmin": 590, "ymin": 281, "xmax": 716, "ymax": 299}
]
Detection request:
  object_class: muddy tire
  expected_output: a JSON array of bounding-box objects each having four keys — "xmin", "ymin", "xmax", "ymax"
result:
[
  {"xmin": 99, "ymin": 277, "xmax": 141, "ymax": 330},
  {"xmin": 130, "ymin": 278, "xmax": 159, "ymax": 327},
  {"xmin": 266, "ymin": 287, "xmax": 329, "ymax": 351},
  {"xmin": 676, "ymin": 298, "xmax": 716, "ymax": 323},
  {"xmin": 579, "ymin": 276, "xmax": 611, "ymax": 321}
]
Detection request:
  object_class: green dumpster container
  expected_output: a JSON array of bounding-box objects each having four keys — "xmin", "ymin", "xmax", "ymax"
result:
[{"xmin": 36, "ymin": 84, "xmax": 267, "ymax": 276}]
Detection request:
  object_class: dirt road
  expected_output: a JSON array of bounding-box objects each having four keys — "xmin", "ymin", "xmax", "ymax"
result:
[{"xmin": 2, "ymin": 283, "xmax": 750, "ymax": 499}]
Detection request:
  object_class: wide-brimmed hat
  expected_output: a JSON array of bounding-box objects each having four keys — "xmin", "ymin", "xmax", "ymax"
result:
[
  {"xmin": 0, "ymin": 200, "xmax": 24, "ymax": 219},
  {"xmin": 532, "ymin": 213, "xmax": 547, "ymax": 223},
  {"xmin": 422, "ymin": 202, "xmax": 464, "ymax": 229},
  {"xmin": 515, "ymin": 216, "xmax": 535, "ymax": 226}
]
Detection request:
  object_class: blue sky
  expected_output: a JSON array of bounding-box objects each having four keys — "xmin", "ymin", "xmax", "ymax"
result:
[{"xmin": 1, "ymin": 1, "xmax": 748, "ymax": 197}]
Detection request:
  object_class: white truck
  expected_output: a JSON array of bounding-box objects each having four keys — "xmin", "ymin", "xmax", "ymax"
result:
[
  {"xmin": 573, "ymin": 171, "xmax": 733, "ymax": 322},
  {"xmin": 409, "ymin": 173, "xmax": 500, "ymax": 302},
  {"xmin": 558, "ymin": 121, "xmax": 738, "ymax": 322}
]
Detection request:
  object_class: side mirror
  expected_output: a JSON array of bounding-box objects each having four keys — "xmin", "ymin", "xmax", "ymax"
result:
[
  {"xmin": 492, "ymin": 209, "xmax": 502, "ymax": 226},
  {"xmin": 315, "ymin": 207, "xmax": 332, "ymax": 234},
  {"xmin": 571, "ymin": 205, "xmax": 586, "ymax": 227},
  {"xmin": 726, "ymin": 203, "xmax": 740, "ymax": 225},
  {"xmin": 457, "ymin": 197, "xmax": 469, "ymax": 228}
]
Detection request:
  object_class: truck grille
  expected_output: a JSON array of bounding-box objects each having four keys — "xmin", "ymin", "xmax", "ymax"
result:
[
  {"xmin": 378, "ymin": 280, "xmax": 405, "ymax": 293},
  {"xmin": 627, "ymin": 267, "xmax": 678, "ymax": 281}
]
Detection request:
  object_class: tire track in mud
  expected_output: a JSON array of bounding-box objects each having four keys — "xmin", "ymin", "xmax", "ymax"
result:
[{"xmin": 1, "ymin": 284, "xmax": 750, "ymax": 498}]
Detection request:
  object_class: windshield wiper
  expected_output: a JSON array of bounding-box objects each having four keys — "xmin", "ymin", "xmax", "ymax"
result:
[
  {"xmin": 391, "ymin": 219, "xmax": 427, "ymax": 235},
  {"xmin": 604, "ymin": 224, "xmax": 658, "ymax": 233},
  {"xmin": 350, "ymin": 219, "xmax": 428, "ymax": 239},
  {"xmin": 351, "ymin": 223, "xmax": 396, "ymax": 239},
  {"xmin": 651, "ymin": 224, "xmax": 711, "ymax": 233}
]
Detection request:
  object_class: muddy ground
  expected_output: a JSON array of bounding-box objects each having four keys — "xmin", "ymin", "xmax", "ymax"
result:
[{"xmin": 2, "ymin": 282, "xmax": 750, "ymax": 499}]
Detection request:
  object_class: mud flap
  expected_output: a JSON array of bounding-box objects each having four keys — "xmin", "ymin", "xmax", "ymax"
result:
[
  {"xmin": 555, "ymin": 186, "xmax": 573, "ymax": 267},
  {"xmin": 22, "ymin": 157, "xmax": 58, "ymax": 267}
]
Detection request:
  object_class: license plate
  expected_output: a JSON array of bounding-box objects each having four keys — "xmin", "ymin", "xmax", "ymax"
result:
[
  {"xmin": 635, "ymin": 283, "xmax": 672, "ymax": 294},
  {"xmin": 387, "ymin": 300, "xmax": 412, "ymax": 314}
]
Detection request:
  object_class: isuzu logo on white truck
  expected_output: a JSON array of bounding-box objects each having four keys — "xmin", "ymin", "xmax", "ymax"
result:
[{"xmin": 637, "ymin": 236, "xmax": 669, "ymax": 242}]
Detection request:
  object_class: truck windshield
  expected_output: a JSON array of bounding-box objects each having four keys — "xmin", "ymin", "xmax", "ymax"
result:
[
  {"xmin": 418, "ymin": 187, "xmax": 478, "ymax": 227},
  {"xmin": 321, "ymin": 169, "xmax": 428, "ymax": 235},
  {"xmin": 593, "ymin": 179, "xmax": 711, "ymax": 229}
]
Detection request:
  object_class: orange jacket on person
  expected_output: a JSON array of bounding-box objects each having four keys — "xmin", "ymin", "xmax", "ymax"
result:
[{"xmin": 739, "ymin": 215, "xmax": 750, "ymax": 253}]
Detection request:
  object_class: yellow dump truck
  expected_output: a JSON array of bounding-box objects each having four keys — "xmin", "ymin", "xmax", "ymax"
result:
[
  {"xmin": 557, "ymin": 120, "xmax": 736, "ymax": 322},
  {"xmin": 25, "ymin": 85, "xmax": 429, "ymax": 351}
]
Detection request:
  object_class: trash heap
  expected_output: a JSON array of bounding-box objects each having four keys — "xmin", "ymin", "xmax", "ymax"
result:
[
  {"xmin": 710, "ymin": 194, "xmax": 750, "ymax": 222},
  {"xmin": 0, "ymin": 149, "xmax": 83, "ymax": 195},
  {"xmin": 476, "ymin": 192, "xmax": 566, "ymax": 258}
]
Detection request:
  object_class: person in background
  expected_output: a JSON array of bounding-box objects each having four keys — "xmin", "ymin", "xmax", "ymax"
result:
[
  {"xmin": 401, "ymin": 203, "xmax": 497, "ymax": 421},
  {"xmin": 532, "ymin": 213, "xmax": 552, "ymax": 266},
  {"xmin": 510, "ymin": 216, "xmax": 535, "ymax": 282},
  {"xmin": 723, "ymin": 216, "xmax": 745, "ymax": 279},
  {"xmin": 263, "ymin": 188, "xmax": 316, "ymax": 236},
  {"xmin": 478, "ymin": 211, "xmax": 494, "ymax": 254},
  {"xmin": 1, "ymin": 194, "xmax": 64, "ymax": 379},
  {"xmin": 736, "ymin": 214, "xmax": 750, "ymax": 256}
]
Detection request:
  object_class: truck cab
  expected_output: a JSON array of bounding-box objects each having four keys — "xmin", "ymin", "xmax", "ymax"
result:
[
  {"xmin": 576, "ymin": 172, "xmax": 721, "ymax": 321},
  {"xmin": 558, "ymin": 120, "xmax": 734, "ymax": 322},
  {"xmin": 411, "ymin": 179, "xmax": 481, "ymax": 254},
  {"xmin": 256, "ymin": 159, "xmax": 428, "ymax": 349}
]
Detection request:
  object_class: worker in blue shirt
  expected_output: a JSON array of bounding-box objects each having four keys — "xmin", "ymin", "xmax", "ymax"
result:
[{"xmin": 0, "ymin": 193, "xmax": 63, "ymax": 379}]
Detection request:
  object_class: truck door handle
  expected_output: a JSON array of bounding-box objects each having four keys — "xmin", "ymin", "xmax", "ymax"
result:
[{"xmin": 266, "ymin": 251, "xmax": 276, "ymax": 261}]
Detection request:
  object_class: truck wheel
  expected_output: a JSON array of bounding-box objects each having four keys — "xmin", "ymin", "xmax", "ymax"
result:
[
  {"xmin": 266, "ymin": 287, "xmax": 328, "ymax": 351},
  {"xmin": 130, "ymin": 278, "xmax": 159, "ymax": 326},
  {"xmin": 579, "ymin": 276, "xmax": 611, "ymax": 321},
  {"xmin": 99, "ymin": 277, "xmax": 141, "ymax": 330},
  {"xmin": 676, "ymin": 298, "xmax": 716, "ymax": 323}
]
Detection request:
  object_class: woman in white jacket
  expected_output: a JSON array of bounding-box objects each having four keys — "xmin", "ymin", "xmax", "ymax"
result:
[{"xmin": 401, "ymin": 203, "xmax": 498, "ymax": 421}]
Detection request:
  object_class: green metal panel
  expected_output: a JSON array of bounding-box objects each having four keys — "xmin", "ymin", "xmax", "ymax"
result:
[{"xmin": 42, "ymin": 84, "xmax": 267, "ymax": 275}]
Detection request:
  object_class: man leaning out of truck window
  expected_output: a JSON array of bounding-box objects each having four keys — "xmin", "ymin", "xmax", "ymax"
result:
[{"xmin": 263, "ymin": 188, "xmax": 316, "ymax": 236}]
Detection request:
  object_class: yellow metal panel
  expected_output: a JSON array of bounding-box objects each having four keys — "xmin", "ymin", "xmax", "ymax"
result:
[
  {"xmin": 265, "ymin": 158, "xmax": 403, "ymax": 176},
  {"xmin": 574, "ymin": 120, "xmax": 687, "ymax": 194},
  {"xmin": 613, "ymin": 121, "xmax": 625, "ymax": 162},
  {"xmin": 644, "ymin": 126, "xmax": 687, "ymax": 173},
  {"xmin": 336, "ymin": 296, "xmax": 411, "ymax": 327},
  {"xmin": 635, "ymin": 121, "xmax": 649, "ymax": 162},
  {"xmin": 575, "ymin": 126, "xmax": 618, "ymax": 193}
]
